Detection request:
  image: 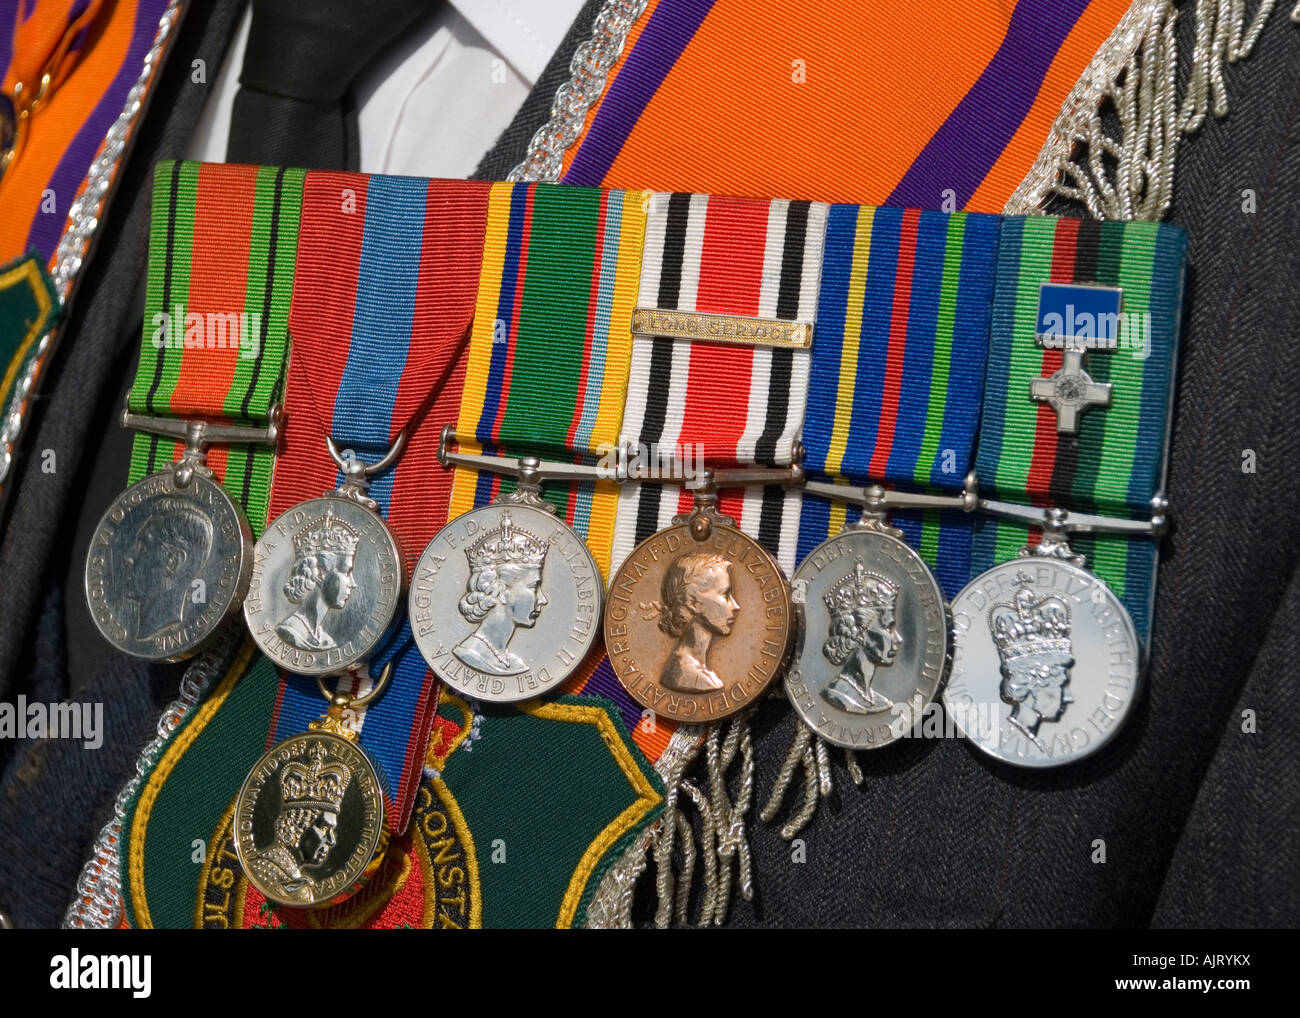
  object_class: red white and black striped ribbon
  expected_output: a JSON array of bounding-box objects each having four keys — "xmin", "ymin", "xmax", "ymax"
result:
[{"xmin": 612, "ymin": 191, "xmax": 827, "ymax": 573}]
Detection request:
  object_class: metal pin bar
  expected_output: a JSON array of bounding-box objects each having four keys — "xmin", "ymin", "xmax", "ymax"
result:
[
  {"xmin": 802, "ymin": 479, "xmax": 974, "ymax": 513},
  {"xmin": 121, "ymin": 403, "xmax": 282, "ymax": 446},
  {"xmin": 437, "ymin": 425, "xmax": 610, "ymax": 485},
  {"xmin": 977, "ymin": 496, "xmax": 1168, "ymax": 538}
]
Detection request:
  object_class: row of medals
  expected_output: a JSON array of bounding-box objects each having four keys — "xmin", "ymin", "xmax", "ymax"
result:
[{"xmin": 85, "ymin": 436, "xmax": 1142, "ymax": 909}]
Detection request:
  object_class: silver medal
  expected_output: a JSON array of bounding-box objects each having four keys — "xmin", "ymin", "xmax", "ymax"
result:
[
  {"xmin": 86, "ymin": 470, "xmax": 252, "ymax": 661},
  {"xmin": 786, "ymin": 520, "xmax": 948, "ymax": 750},
  {"xmin": 245, "ymin": 437, "xmax": 404, "ymax": 676},
  {"xmin": 84, "ymin": 411, "xmax": 272, "ymax": 661},
  {"xmin": 943, "ymin": 557, "xmax": 1140, "ymax": 768},
  {"xmin": 942, "ymin": 502, "xmax": 1160, "ymax": 768},
  {"xmin": 411, "ymin": 435, "xmax": 603, "ymax": 702}
]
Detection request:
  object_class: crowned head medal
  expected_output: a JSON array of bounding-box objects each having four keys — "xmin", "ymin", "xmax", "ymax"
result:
[
  {"xmin": 410, "ymin": 430, "xmax": 603, "ymax": 702},
  {"xmin": 245, "ymin": 436, "xmax": 404, "ymax": 676}
]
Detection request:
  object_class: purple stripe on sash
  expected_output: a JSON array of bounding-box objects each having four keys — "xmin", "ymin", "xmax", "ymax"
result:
[
  {"xmin": 25, "ymin": 0, "xmax": 168, "ymax": 261},
  {"xmin": 1, "ymin": 1, "xmax": 16, "ymax": 79},
  {"xmin": 885, "ymin": 0, "xmax": 1089, "ymax": 210},
  {"xmin": 562, "ymin": 0, "xmax": 714, "ymax": 186}
]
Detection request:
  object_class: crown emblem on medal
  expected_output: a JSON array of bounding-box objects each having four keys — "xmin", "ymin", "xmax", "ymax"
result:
[
  {"xmin": 466, "ymin": 511, "xmax": 549, "ymax": 570},
  {"xmin": 989, "ymin": 572, "xmax": 1072, "ymax": 664},
  {"xmin": 823, "ymin": 559, "xmax": 897, "ymax": 615},
  {"xmin": 279, "ymin": 741, "xmax": 350, "ymax": 812},
  {"xmin": 292, "ymin": 506, "xmax": 361, "ymax": 557}
]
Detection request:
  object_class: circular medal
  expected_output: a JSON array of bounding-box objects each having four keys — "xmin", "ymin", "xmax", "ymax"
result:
[
  {"xmin": 410, "ymin": 503, "xmax": 602, "ymax": 703},
  {"xmin": 786, "ymin": 526, "xmax": 948, "ymax": 749},
  {"xmin": 244, "ymin": 495, "xmax": 403, "ymax": 675},
  {"xmin": 605, "ymin": 513, "xmax": 794, "ymax": 723},
  {"xmin": 85, "ymin": 470, "xmax": 253, "ymax": 661},
  {"xmin": 234, "ymin": 730, "xmax": 386, "ymax": 908},
  {"xmin": 942, "ymin": 558, "xmax": 1140, "ymax": 768}
]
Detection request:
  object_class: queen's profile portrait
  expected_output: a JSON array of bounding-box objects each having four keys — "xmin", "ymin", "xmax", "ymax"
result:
[
  {"xmin": 246, "ymin": 742, "xmax": 347, "ymax": 904},
  {"xmin": 276, "ymin": 508, "xmax": 360, "ymax": 652},
  {"xmin": 820, "ymin": 559, "xmax": 901, "ymax": 714},
  {"xmin": 990, "ymin": 575, "xmax": 1075, "ymax": 738},
  {"xmin": 453, "ymin": 512, "xmax": 550, "ymax": 676},
  {"xmin": 645, "ymin": 551, "xmax": 739, "ymax": 693}
]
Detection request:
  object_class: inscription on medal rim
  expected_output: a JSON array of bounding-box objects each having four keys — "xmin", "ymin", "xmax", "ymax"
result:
[
  {"xmin": 605, "ymin": 521, "xmax": 793, "ymax": 722},
  {"xmin": 245, "ymin": 496, "xmax": 402, "ymax": 675},
  {"xmin": 786, "ymin": 528, "xmax": 949, "ymax": 749},
  {"xmin": 944, "ymin": 558, "xmax": 1139, "ymax": 768},
  {"xmin": 409, "ymin": 503, "xmax": 603, "ymax": 702}
]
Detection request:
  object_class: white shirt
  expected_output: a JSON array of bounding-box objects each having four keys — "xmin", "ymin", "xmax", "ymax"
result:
[{"xmin": 186, "ymin": 0, "xmax": 585, "ymax": 178}]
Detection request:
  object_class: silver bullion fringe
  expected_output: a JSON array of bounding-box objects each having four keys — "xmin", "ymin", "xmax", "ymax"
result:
[
  {"xmin": 506, "ymin": 0, "xmax": 649, "ymax": 183},
  {"xmin": 62, "ymin": 628, "xmax": 241, "ymax": 928},
  {"xmin": 1005, "ymin": 0, "xmax": 1292, "ymax": 219},
  {"xmin": 0, "ymin": 0, "xmax": 183, "ymax": 490}
]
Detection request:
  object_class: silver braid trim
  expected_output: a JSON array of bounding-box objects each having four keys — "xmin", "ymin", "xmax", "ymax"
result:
[
  {"xmin": 506, "ymin": 0, "xmax": 649, "ymax": 183},
  {"xmin": 0, "ymin": 1, "xmax": 183, "ymax": 490},
  {"xmin": 1005, "ymin": 0, "xmax": 1292, "ymax": 219},
  {"xmin": 62, "ymin": 629, "xmax": 240, "ymax": 929}
]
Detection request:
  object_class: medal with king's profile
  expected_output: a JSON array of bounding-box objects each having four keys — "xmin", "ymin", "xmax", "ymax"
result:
[{"xmin": 85, "ymin": 412, "xmax": 267, "ymax": 661}]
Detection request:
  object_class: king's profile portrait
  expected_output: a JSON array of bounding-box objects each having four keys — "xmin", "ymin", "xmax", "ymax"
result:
[{"xmin": 121, "ymin": 496, "xmax": 214, "ymax": 642}]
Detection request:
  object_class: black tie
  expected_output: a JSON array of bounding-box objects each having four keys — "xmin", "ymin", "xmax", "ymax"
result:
[{"xmin": 227, "ymin": 0, "xmax": 444, "ymax": 169}]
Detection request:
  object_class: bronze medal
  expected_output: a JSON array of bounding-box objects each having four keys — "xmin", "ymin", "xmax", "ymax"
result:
[{"xmin": 605, "ymin": 497, "xmax": 794, "ymax": 723}]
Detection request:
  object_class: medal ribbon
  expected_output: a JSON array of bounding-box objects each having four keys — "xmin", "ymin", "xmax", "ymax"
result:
[
  {"xmin": 266, "ymin": 171, "xmax": 490, "ymax": 833},
  {"xmin": 798, "ymin": 204, "xmax": 1000, "ymax": 597},
  {"xmin": 445, "ymin": 180, "xmax": 671, "ymax": 759},
  {"xmin": 972, "ymin": 216, "xmax": 1188, "ymax": 638},
  {"xmin": 612, "ymin": 190, "xmax": 829, "ymax": 576},
  {"xmin": 125, "ymin": 160, "xmax": 304, "ymax": 534}
]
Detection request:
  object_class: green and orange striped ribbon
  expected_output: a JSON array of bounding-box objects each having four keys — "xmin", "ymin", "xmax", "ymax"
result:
[{"xmin": 126, "ymin": 160, "xmax": 304, "ymax": 534}]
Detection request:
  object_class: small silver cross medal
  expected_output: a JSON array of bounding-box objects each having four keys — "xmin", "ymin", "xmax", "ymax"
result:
[{"xmin": 1030, "ymin": 283, "xmax": 1122, "ymax": 434}]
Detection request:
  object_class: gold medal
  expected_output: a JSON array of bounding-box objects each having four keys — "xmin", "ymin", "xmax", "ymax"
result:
[{"xmin": 234, "ymin": 670, "xmax": 391, "ymax": 909}]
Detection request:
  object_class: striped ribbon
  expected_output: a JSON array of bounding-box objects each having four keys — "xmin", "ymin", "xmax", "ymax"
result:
[
  {"xmin": 266, "ymin": 171, "xmax": 490, "ymax": 833},
  {"xmin": 972, "ymin": 216, "xmax": 1188, "ymax": 639},
  {"xmin": 559, "ymin": 0, "xmax": 1129, "ymax": 213},
  {"xmin": 797, "ymin": 204, "xmax": 999, "ymax": 598},
  {"xmin": 445, "ymin": 181, "xmax": 678, "ymax": 762},
  {"xmin": 0, "ymin": 0, "xmax": 170, "ymax": 263},
  {"xmin": 126, "ymin": 160, "xmax": 304, "ymax": 535},
  {"xmin": 611, "ymin": 190, "xmax": 828, "ymax": 576}
]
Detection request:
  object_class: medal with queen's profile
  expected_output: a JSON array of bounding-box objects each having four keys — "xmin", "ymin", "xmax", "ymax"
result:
[
  {"xmin": 785, "ymin": 521, "xmax": 948, "ymax": 750},
  {"xmin": 245, "ymin": 493, "xmax": 403, "ymax": 676},
  {"xmin": 604, "ymin": 498, "xmax": 795, "ymax": 723},
  {"xmin": 942, "ymin": 557, "xmax": 1140, "ymax": 769},
  {"xmin": 410, "ymin": 501, "xmax": 603, "ymax": 702}
]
